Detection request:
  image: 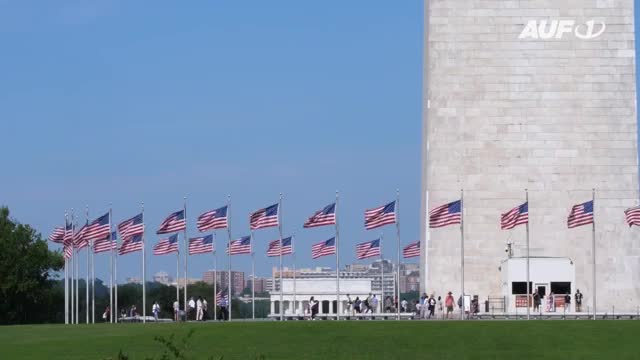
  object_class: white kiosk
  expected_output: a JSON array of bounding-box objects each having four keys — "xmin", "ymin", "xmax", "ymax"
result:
[{"xmin": 500, "ymin": 257, "xmax": 575, "ymax": 313}]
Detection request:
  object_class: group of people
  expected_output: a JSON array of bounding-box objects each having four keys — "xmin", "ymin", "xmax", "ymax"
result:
[
  {"xmin": 172, "ymin": 296, "xmax": 228, "ymax": 321},
  {"xmin": 415, "ymin": 292, "xmax": 467, "ymax": 319},
  {"xmin": 532, "ymin": 289, "xmax": 584, "ymax": 312}
]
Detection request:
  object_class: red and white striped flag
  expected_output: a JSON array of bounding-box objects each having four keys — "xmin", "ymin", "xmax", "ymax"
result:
[
  {"xmin": 364, "ymin": 201, "xmax": 396, "ymax": 230},
  {"xmin": 250, "ymin": 204, "xmax": 279, "ymax": 230},
  {"xmin": 402, "ymin": 241, "xmax": 420, "ymax": 258},
  {"xmin": 625, "ymin": 206, "xmax": 640, "ymax": 227},
  {"xmin": 153, "ymin": 234, "xmax": 179, "ymax": 255},
  {"xmin": 501, "ymin": 202, "xmax": 528, "ymax": 230},
  {"xmin": 567, "ymin": 200, "xmax": 594, "ymax": 228},
  {"xmin": 429, "ymin": 200, "xmax": 462, "ymax": 228},
  {"xmin": 197, "ymin": 206, "xmax": 228, "ymax": 232},
  {"xmin": 49, "ymin": 227, "xmax": 65, "ymax": 243}
]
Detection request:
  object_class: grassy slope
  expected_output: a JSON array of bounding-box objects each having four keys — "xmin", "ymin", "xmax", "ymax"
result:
[{"xmin": 0, "ymin": 321, "xmax": 637, "ymax": 359}]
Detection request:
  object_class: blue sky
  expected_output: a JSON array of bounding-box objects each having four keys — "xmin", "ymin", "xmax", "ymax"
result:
[{"xmin": 0, "ymin": 1, "xmax": 423, "ymax": 282}]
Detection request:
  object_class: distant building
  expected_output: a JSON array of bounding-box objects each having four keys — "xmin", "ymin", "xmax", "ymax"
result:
[
  {"xmin": 202, "ymin": 270, "xmax": 245, "ymax": 296},
  {"xmin": 272, "ymin": 261, "xmax": 397, "ymax": 297},
  {"xmin": 126, "ymin": 277, "xmax": 142, "ymax": 284},
  {"xmin": 400, "ymin": 271, "xmax": 420, "ymax": 293},
  {"xmin": 153, "ymin": 271, "xmax": 172, "ymax": 285},
  {"xmin": 246, "ymin": 276, "xmax": 268, "ymax": 294},
  {"xmin": 172, "ymin": 278, "xmax": 200, "ymax": 289}
]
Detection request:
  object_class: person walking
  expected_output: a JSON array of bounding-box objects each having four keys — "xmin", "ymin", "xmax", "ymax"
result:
[
  {"xmin": 173, "ymin": 300, "xmax": 180, "ymax": 322},
  {"xmin": 188, "ymin": 297, "xmax": 196, "ymax": 321},
  {"xmin": 419, "ymin": 293, "xmax": 427, "ymax": 319},
  {"xmin": 219, "ymin": 296, "xmax": 229, "ymax": 321},
  {"xmin": 445, "ymin": 292, "xmax": 454, "ymax": 319},
  {"xmin": 203, "ymin": 298, "xmax": 208, "ymax": 320},
  {"xmin": 347, "ymin": 294, "xmax": 353, "ymax": 315},
  {"xmin": 103, "ymin": 306, "xmax": 110, "ymax": 323},
  {"xmin": 401, "ymin": 298, "xmax": 408, "ymax": 313},
  {"xmin": 533, "ymin": 290, "xmax": 540, "ymax": 312},
  {"xmin": 575, "ymin": 289, "xmax": 583, "ymax": 312},
  {"xmin": 437, "ymin": 296, "xmax": 443, "ymax": 319},
  {"xmin": 564, "ymin": 292, "xmax": 571, "ymax": 312},
  {"xmin": 428, "ymin": 294, "xmax": 436, "ymax": 319},
  {"xmin": 152, "ymin": 301, "xmax": 160, "ymax": 322},
  {"xmin": 371, "ymin": 295, "xmax": 379, "ymax": 313},
  {"xmin": 310, "ymin": 297, "xmax": 319, "ymax": 320},
  {"xmin": 196, "ymin": 297, "xmax": 203, "ymax": 321},
  {"xmin": 547, "ymin": 292, "xmax": 555, "ymax": 312},
  {"xmin": 384, "ymin": 296, "xmax": 393, "ymax": 313},
  {"xmin": 354, "ymin": 297, "xmax": 361, "ymax": 314}
]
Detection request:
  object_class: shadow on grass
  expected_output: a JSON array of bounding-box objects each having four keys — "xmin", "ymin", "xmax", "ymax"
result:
[{"xmin": 105, "ymin": 329, "xmax": 266, "ymax": 360}]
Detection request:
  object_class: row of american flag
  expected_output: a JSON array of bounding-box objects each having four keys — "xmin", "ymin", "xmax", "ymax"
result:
[
  {"xmin": 48, "ymin": 200, "xmax": 422, "ymax": 260},
  {"xmin": 428, "ymin": 199, "xmax": 640, "ymax": 229}
]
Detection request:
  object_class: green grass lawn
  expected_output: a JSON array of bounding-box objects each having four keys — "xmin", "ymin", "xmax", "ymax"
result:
[{"xmin": 0, "ymin": 320, "xmax": 638, "ymax": 359}]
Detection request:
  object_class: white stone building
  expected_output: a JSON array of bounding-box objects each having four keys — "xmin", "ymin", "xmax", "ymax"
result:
[
  {"xmin": 421, "ymin": 0, "xmax": 639, "ymax": 312},
  {"xmin": 269, "ymin": 278, "xmax": 382, "ymax": 316}
]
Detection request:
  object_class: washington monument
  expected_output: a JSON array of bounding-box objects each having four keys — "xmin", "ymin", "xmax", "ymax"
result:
[{"xmin": 421, "ymin": 0, "xmax": 639, "ymax": 312}]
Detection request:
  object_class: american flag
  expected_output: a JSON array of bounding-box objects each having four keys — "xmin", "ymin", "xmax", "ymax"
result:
[
  {"xmin": 501, "ymin": 202, "xmax": 529, "ymax": 230},
  {"xmin": 73, "ymin": 222, "xmax": 89, "ymax": 250},
  {"xmin": 119, "ymin": 234, "xmax": 143, "ymax": 255},
  {"xmin": 118, "ymin": 213, "xmax": 145, "ymax": 240},
  {"xmin": 250, "ymin": 204, "xmax": 279, "ymax": 230},
  {"xmin": 311, "ymin": 237, "xmax": 336, "ymax": 259},
  {"xmin": 266, "ymin": 237, "xmax": 293, "ymax": 257},
  {"xmin": 153, "ymin": 234, "xmax": 179, "ymax": 255},
  {"xmin": 216, "ymin": 290, "xmax": 228, "ymax": 306},
  {"xmin": 625, "ymin": 206, "xmax": 640, "ymax": 227},
  {"xmin": 356, "ymin": 239, "xmax": 381, "ymax": 260},
  {"xmin": 63, "ymin": 221, "xmax": 74, "ymax": 246},
  {"xmin": 304, "ymin": 203, "xmax": 336, "ymax": 228},
  {"xmin": 197, "ymin": 206, "xmax": 228, "ymax": 232},
  {"xmin": 403, "ymin": 241, "xmax": 420, "ymax": 258},
  {"xmin": 63, "ymin": 244, "xmax": 73, "ymax": 260},
  {"xmin": 567, "ymin": 200, "xmax": 594, "ymax": 228},
  {"xmin": 94, "ymin": 232, "xmax": 117, "ymax": 253},
  {"xmin": 227, "ymin": 236, "xmax": 251, "ymax": 255},
  {"xmin": 364, "ymin": 201, "xmax": 396, "ymax": 230},
  {"xmin": 86, "ymin": 212, "xmax": 110, "ymax": 240},
  {"xmin": 157, "ymin": 210, "xmax": 186, "ymax": 234},
  {"xmin": 189, "ymin": 234, "xmax": 214, "ymax": 255},
  {"xmin": 429, "ymin": 200, "xmax": 462, "ymax": 228},
  {"xmin": 49, "ymin": 226, "xmax": 65, "ymax": 243}
]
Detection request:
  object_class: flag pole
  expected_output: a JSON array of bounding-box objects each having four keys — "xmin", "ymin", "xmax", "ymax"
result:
[
  {"xmin": 183, "ymin": 196, "xmax": 188, "ymax": 321},
  {"xmin": 175, "ymin": 239, "xmax": 179, "ymax": 321},
  {"xmin": 380, "ymin": 233, "xmax": 384, "ymax": 315},
  {"xmin": 396, "ymin": 189, "xmax": 401, "ymax": 320},
  {"xmin": 114, "ymin": 210, "xmax": 118, "ymax": 324},
  {"xmin": 70, "ymin": 208, "xmax": 74, "ymax": 324},
  {"xmin": 525, "ymin": 189, "xmax": 530, "ymax": 320},
  {"xmin": 335, "ymin": 191, "xmax": 340, "ymax": 320},
  {"xmin": 292, "ymin": 234, "xmax": 297, "ymax": 317},
  {"xmin": 251, "ymin": 230, "xmax": 255, "ymax": 320},
  {"xmin": 214, "ymin": 234, "xmax": 218, "ymax": 321},
  {"xmin": 71, "ymin": 208, "xmax": 76, "ymax": 325},
  {"xmin": 278, "ymin": 193, "xmax": 284, "ymax": 321},
  {"xmin": 109, "ymin": 206, "xmax": 113, "ymax": 323},
  {"xmin": 227, "ymin": 195, "xmax": 232, "ymax": 321},
  {"xmin": 460, "ymin": 189, "xmax": 465, "ymax": 321},
  {"xmin": 85, "ymin": 206, "xmax": 89, "ymax": 324},
  {"xmin": 142, "ymin": 202, "xmax": 146, "ymax": 324},
  {"xmin": 64, "ymin": 211, "xmax": 69, "ymax": 325},
  {"xmin": 91, "ymin": 233, "xmax": 95, "ymax": 324},
  {"xmin": 592, "ymin": 188, "xmax": 596, "ymax": 320}
]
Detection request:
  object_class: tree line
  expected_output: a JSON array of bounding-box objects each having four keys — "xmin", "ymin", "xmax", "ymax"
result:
[{"xmin": 0, "ymin": 206, "xmax": 268, "ymax": 325}]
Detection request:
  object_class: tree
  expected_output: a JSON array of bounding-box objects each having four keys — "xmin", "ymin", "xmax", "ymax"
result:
[{"xmin": 0, "ymin": 207, "xmax": 64, "ymax": 324}]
